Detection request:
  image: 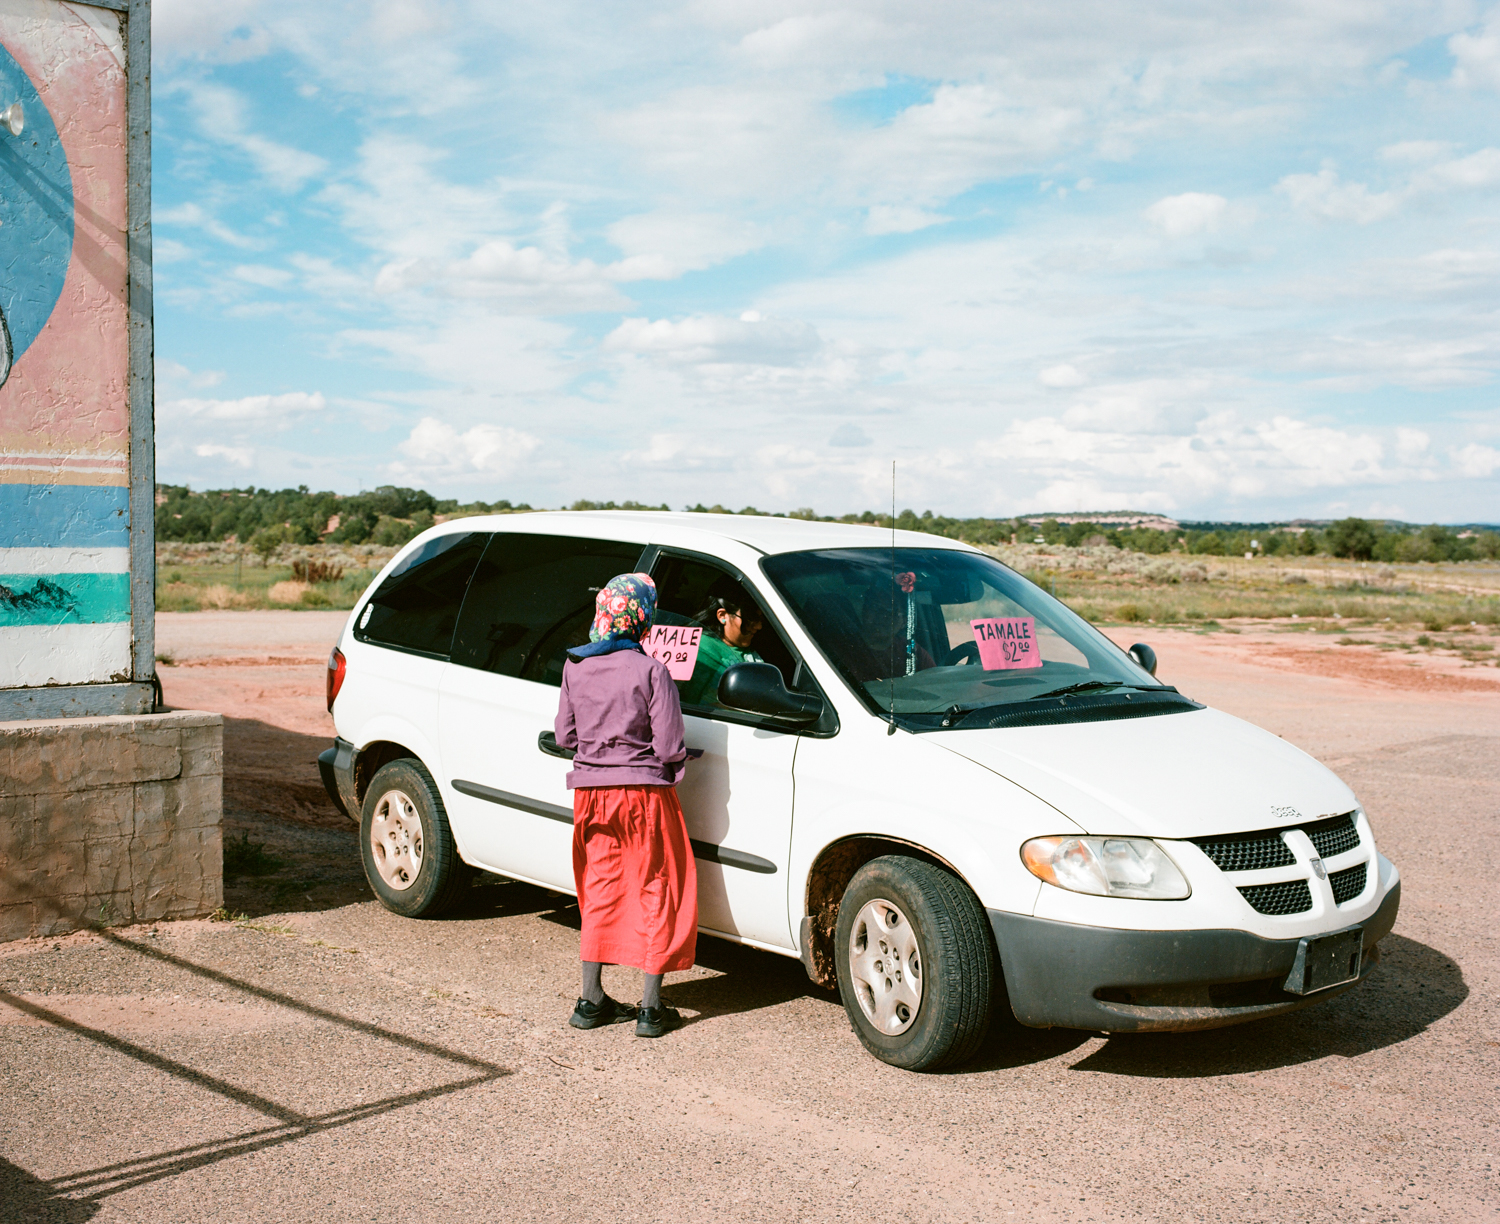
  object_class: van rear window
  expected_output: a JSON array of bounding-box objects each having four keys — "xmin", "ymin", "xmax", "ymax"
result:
[
  {"xmin": 451, "ymin": 534, "xmax": 646, "ymax": 685},
  {"xmin": 355, "ymin": 532, "xmax": 486, "ymax": 658}
]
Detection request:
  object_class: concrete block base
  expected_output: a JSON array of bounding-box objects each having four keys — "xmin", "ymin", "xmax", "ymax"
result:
[{"xmin": 0, "ymin": 711, "xmax": 224, "ymax": 941}]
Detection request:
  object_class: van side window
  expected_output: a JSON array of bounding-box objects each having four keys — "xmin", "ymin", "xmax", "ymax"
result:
[
  {"xmin": 354, "ymin": 532, "xmax": 486, "ymax": 658},
  {"xmin": 451, "ymin": 534, "xmax": 645, "ymax": 685},
  {"xmin": 650, "ymin": 553, "xmax": 798, "ymax": 712}
]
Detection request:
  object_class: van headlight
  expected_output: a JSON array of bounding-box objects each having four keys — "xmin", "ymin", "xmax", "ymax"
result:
[{"xmin": 1021, "ymin": 836, "xmax": 1190, "ymax": 900}]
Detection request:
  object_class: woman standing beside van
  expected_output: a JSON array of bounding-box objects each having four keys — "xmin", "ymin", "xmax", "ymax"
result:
[{"xmin": 554, "ymin": 572, "xmax": 698, "ymax": 1038}]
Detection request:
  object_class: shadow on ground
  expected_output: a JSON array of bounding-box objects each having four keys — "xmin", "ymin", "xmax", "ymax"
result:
[
  {"xmin": 214, "ymin": 715, "xmax": 369, "ymax": 919},
  {"xmin": 0, "ymin": 1158, "xmax": 98, "ymax": 1224},
  {"xmin": 220, "ymin": 716, "xmax": 344, "ymax": 829},
  {"xmin": 0, "ymin": 932, "xmax": 510, "ymax": 1212}
]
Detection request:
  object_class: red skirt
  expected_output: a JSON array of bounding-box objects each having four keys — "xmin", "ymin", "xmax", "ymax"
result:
[{"xmin": 572, "ymin": 784, "xmax": 698, "ymax": 975}]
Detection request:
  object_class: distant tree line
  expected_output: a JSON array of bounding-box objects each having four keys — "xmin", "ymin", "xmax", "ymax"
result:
[
  {"xmin": 154, "ymin": 485, "xmax": 1499, "ymax": 562},
  {"xmin": 155, "ymin": 484, "xmax": 532, "ymax": 555}
]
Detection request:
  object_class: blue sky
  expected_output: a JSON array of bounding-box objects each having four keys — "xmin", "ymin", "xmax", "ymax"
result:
[{"xmin": 150, "ymin": 0, "xmax": 1500, "ymax": 521}]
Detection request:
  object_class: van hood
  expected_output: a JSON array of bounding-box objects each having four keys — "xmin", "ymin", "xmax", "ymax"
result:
[{"xmin": 934, "ymin": 706, "xmax": 1357, "ymax": 840}]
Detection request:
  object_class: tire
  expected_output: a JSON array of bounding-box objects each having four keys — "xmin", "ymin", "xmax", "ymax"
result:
[
  {"xmin": 360, "ymin": 758, "xmax": 472, "ymax": 918},
  {"xmin": 835, "ymin": 855, "xmax": 995, "ymax": 1071}
]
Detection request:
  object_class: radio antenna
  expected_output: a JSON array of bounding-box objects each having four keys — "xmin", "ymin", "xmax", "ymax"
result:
[{"xmin": 888, "ymin": 460, "xmax": 897, "ymax": 735}]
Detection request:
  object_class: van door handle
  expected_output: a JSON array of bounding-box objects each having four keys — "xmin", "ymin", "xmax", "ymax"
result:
[{"xmin": 537, "ymin": 730, "xmax": 575, "ymax": 760}]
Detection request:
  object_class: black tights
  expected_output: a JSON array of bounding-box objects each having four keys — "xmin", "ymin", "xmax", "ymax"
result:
[{"xmin": 581, "ymin": 962, "xmax": 663, "ymax": 1009}]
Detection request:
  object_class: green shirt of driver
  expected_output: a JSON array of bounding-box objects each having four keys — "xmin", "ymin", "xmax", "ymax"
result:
[{"xmin": 678, "ymin": 633, "xmax": 763, "ymax": 708}]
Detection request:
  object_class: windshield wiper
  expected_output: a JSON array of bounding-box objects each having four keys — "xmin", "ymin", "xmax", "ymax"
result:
[
  {"xmin": 1030, "ymin": 680, "xmax": 1123, "ymax": 699},
  {"xmin": 936, "ymin": 683, "xmax": 1181, "ymax": 728},
  {"xmin": 1029, "ymin": 680, "xmax": 1183, "ymax": 700}
]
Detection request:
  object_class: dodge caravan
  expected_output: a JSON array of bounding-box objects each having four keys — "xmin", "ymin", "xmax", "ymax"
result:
[{"xmin": 319, "ymin": 513, "xmax": 1400, "ymax": 1070}]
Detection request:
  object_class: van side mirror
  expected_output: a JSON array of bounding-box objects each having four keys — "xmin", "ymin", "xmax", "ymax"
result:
[
  {"xmin": 1128, "ymin": 642, "xmax": 1157, "ymax": 676},
  {"xmin": 717, "ymin": 662, "xmax": 824, "ymax": 725}
]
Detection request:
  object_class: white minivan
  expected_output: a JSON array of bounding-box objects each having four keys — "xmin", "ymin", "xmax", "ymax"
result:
[{"xmin": 319, "ymin": 512, "xmax": 1400, "ymax": 1070}]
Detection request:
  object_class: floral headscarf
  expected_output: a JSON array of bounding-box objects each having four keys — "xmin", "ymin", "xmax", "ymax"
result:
[{"xmin": 589, "ymin": 572, "xmax": 657, "ymax": 644}]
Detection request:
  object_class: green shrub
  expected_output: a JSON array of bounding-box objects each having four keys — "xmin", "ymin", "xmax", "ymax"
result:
[
  {"xmin": 249, "ymin": 524, "xmax": 287, "ymax": 563},
  {"xmin": 1327, "ymin": 518, "xmax": 1379, "ymax": 561}
]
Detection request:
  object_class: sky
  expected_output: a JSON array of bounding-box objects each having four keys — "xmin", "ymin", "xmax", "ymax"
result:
[{"xmin": 148, "ymin": 0, "xmax": 1500, "ymax": 522}]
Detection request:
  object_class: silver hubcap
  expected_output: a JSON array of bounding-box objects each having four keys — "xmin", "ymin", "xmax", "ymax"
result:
[
  {"xmin": 849, "ymin": 897, "xmax": 922, "ymax": 1035},
  {"xmin": 370, "ymin": 788, "xmax": 423, "ymax": 891}
]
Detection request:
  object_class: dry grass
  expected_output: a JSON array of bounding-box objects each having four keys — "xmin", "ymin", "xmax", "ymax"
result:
[
  {"xmin": 268, "ymin": 580, "xmax": 310, "ymax": 605},
  {"xmin": 156, "ymin": 546, "xmax": 379, "ymax": 612},
  {"xmin": 198, "ymin": 583, "xmax": 253, "ymax": 610}
]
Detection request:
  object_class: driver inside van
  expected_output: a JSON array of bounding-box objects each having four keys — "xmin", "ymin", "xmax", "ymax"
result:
[{"xmin": 678, "ymin": 578, "xmax": 766, "ymax": 707}]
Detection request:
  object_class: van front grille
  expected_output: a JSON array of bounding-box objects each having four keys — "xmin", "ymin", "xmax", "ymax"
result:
[
  {"xmin": 1238, "ymin": 880, "xmax": 1313, "ymax": 915},
  {"xmin": 1192, "ymin": 811, "xmax": 1361, "ymax": 874},
  {"xmin": 1305, "ymin": 813, "xmax": 1360, "ymax": 858},
  {"xmin": 1192, "ymin": 832, "xmax": 1295, "ymax": 872},
  {"xmin": 1329, "ymin": 862, "xmax": 1367, "ymax": 905}
]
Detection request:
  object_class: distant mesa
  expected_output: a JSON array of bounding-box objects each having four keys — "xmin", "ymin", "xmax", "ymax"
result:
[{"xmin": 1019, "ymin": 510, "xmax": 1181, "ymax": 532}]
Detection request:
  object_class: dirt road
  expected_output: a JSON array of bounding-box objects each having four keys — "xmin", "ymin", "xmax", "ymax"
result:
[{"xmin": 1, "ymin": 612, "xmax": 1496, "ymax": 1222}]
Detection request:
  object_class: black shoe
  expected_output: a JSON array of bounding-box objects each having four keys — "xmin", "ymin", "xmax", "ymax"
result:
[
  {"xmin": 569, "ymin": 993, "xmax": 636, "ymax": 1029},
  {"xmin": 635, "ymin": 1003, "xmax": 683, "ymax": 1038}
]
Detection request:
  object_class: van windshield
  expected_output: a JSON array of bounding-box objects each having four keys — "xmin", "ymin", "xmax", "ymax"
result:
[{"xmin": 761, "ymin": 548, "xmax": 1168, "ymax": 727}]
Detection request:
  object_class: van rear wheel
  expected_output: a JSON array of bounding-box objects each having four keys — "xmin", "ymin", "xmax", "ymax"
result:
[
  {"xmin": 835, "ymin": 855, "xmax": 994, "ymax": 1071},
  {"xmin": 360, "ymin": 759, "xmax": 470, "ymax": 917}
]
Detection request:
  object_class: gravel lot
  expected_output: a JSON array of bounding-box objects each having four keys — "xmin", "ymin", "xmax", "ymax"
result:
[{"xmin": 1, "ymin": 612, "xmax": 1495, "ymax": 1222}]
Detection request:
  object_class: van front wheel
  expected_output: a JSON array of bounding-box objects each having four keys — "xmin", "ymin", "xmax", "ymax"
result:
[
  {"xmin": 835, "ymin": 855, "xmax": 994, "ymax": 1070},
  {"xmin": 360, "ymin": 759, "xmax": 470, "ymax": 917}
]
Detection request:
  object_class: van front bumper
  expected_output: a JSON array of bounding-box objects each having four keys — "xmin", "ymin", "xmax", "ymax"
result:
[{"xmin": 988, "ymin": 881, "xmax": 1400, "ymax": 1033}]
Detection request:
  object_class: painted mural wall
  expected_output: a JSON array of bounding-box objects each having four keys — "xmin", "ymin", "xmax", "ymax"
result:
[{"xmin": 0, "ymin": 0, "xmax": 130, "ymax": 689}]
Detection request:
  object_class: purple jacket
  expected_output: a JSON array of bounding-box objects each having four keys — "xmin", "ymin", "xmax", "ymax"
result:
[{"xmin": 555, "ymin": 648, "xmax": 687, "ymax": 789}]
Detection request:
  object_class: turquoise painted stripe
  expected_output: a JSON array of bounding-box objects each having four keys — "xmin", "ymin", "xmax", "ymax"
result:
[{"xmin": 0, "ymin": 572, "xmax": 130, "ymax": 626}]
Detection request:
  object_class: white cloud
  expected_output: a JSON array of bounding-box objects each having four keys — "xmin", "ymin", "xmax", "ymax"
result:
[
  {"xmin": 174, "ymin": 81, "xmax": 327, "ymax": 191},
  {"xmin": 156, "ymin": 361, "xmax": 226, "ymax": 392},
  {"xmin": 233, "ymin": 264, "xmax": 294, "ymax": 288},
  {"xmin": 1415, "ymin": 147, "xmax": 1500, "ymax": 190},
  {"xmin": 193, "ymin": 442, "xmax": 255, "ymax": 467},
  {"xmin": 1450, "ymin": 10, "xmax": 1500, "ymax": 90},
  {"xmin": 847, "ymin": 83, "xmax": 1080, "ymax": 207},
  {"xmin": 154, "ymin": 238, "xmax": 194, "ymax": 264},
  {"xmin": 153, "ymin": 0, "xmax": 270, "ymax": 61},
  {"xmin": 604, "ymin": 314, "xmax": 822, "ymax": 367},
  {"xmin": 1278, "ymin": 149, "xmax": 1500, "ymax": 225},
  {"xmin": 376, "ymin": 240, "xmax": 628, "ymax": 312},
  {"xmin": 1144, "ymin": 192, "xmax": 1229, "ymax": 237},
  {"xmin": 974, "ymin": 412, "xmax": 1406, "ymax": 505},
  {"xmin": 1395, "ymin": 428, "xmax": 1430, "ymax": 465},
  {"xmin": 865, "ymin": 205, "xmax": 950, "ymax": 235},
  {"xmin": 1379, "ymin": 140, "xmax": 1454, "ymax": 163},
  {"xmin": 1276, "ymin": 168, "xmax": 1401, "ymax": 224},
  {"xmin": 606, "ymin": 212, "xmax": 769, "ymax": 279},
  {"xmin": 620, "ymin": 433, "xmax": 736, "ymax": 472},
  {"xmin": 1452, "ymin": 443, "xmax": 1500, "ymax": 478},
  {"xmin": 829, "ymin": 423, "xmax": 871, "ymax": 447},
  {"xmin": 1038, "ymin": 363, "xmax": 1088, "ymax": 388},
  {"xmin": 161, "ymin": 391, "xmax": 326, "ymax": 423},
  {"xmin": 156, "ymin": 203, "xmax": 260, "ymax": 249},
  {"xmin": 339, "ymin": 313, "xmax": 575, "ymax": 397},
  {"xmin": 320, "ymin": 138, "xmax": 511, "ymax": 263},
  {"xmin": 389, "ymin": 416, "xmax": 541, "ymax": 480}
]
